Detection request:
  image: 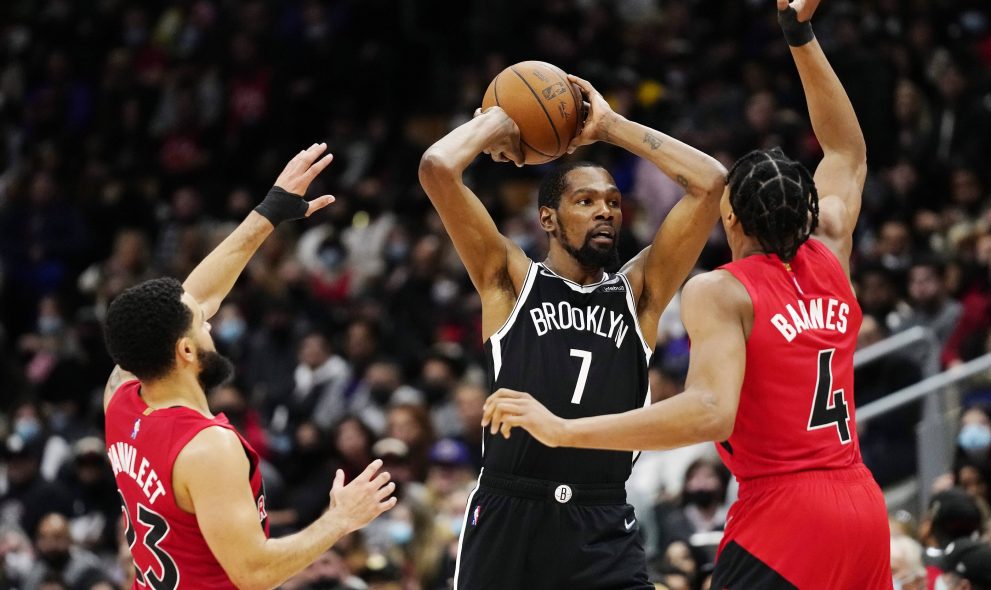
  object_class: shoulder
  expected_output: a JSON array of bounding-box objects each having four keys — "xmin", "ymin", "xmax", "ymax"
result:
[
  {"xmin": 681, "ymin": 271, "xmax": 752, "ymax": 323},
  {"xmin": 682, "ymin": 270, "xmax": 749, "ymax": 305},
  {"xmin": 175, "ymin": 425, "xmax": 245, "ymax": 470}
]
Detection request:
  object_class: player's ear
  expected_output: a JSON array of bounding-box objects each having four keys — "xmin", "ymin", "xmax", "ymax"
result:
[
  {"xmin": 538, "ymin": 205, "xmax": 557, "ymax": 234},
  {"xmin": 176, "ymin": 336, "xmax": 196, "ymax": 366}
]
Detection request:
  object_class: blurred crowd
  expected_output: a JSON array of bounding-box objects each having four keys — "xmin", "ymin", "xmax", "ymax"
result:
[{"xmin": 1, "ymin": 0, "xmax": 991, "ymax": 589}]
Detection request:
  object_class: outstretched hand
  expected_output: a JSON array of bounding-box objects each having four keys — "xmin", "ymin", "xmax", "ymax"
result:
[
  {"xmin": 329, "ymin": 459, "xmax": 397, "ymax": 534},
  {"xmin": 273, "ymin": 143, "xmax": 337, "ymax": 217},
  {"xmin": 777, "ymin": 0, "xmax": 820, "ymax": 22},
  {"xmin": 481, "ymin": 388, "xmax": 567, "ymax": 448}
]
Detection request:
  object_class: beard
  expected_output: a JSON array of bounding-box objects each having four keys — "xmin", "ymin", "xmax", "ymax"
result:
[
  {"xmin": 197, "ymin": 349, "xmax": 234, "ymax": 391},
  {"xmin": 558, "ymin": 219, "xmax": 619, "ymax": 270}
]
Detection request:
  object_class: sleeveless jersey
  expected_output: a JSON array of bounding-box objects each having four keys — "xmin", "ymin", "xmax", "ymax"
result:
[
  {"xmin": 483, "ymin": 261, "xmax": 652, "ymax": 484},
  {"xmin": 105, "ymin": 380, "xmax": 269, "ymax": 589},
  {"xmin": 717, "ymin": 239, "xmax": 864, "ymax": 481}
]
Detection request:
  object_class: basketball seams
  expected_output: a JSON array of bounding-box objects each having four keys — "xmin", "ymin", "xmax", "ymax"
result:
[{"xmin": 509, "ymin": 65, "xmax": 562, "ymax": 155}]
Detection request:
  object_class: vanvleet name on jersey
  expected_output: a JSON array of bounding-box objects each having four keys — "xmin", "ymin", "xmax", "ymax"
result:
[{"xmin": 108, "ymin": 441, "xmax": 167, "ymax": 505}]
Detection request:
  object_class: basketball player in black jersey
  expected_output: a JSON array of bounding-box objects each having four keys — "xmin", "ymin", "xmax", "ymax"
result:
[{"xmin": 419, "ymin": 75, "xmax": 727, "ymax": 589}]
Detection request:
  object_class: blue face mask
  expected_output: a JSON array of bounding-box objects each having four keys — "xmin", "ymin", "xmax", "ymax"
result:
[
  {"xmin": 448, "ymin": 515, "xmax": 463, "ymax": 537},
  {"xmin": 14, "ymin": 418, "xmax": 41, "ymax": 443},
  {"xmin": 217, "ymin": 318, "xmax": 246, "ymax": 343},
  {"xmin": 958, "ymin": 423, "xmax": 991, "ymax": 453},
  {"xmin": 387, "ymin": 520, "xmax": 413, "ymax": 545}
]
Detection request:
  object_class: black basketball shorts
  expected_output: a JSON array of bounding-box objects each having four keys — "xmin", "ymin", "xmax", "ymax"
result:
[{"xmin": 454, "ymin": 470, "xmax": 652, "ymax": 590}]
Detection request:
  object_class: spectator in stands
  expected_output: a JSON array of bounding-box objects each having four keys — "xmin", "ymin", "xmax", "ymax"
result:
[
  {"xmin": 653, "ymin": 458, "xmax": 730, "ymax": 561},
  {"xmin": 55, "ymin": 438, "xmax": 118, "ymax": 555},
  {"xmin": 918, "ymin": 489, "xmax": 985, "ymax": 585},
  {"xmin": 21, "ymin": 513, "xmax": 103, "ymax": 590},
  {"xmin": 891, "ymin": 534, "xmax": 927, "ymax": 590},
  {"xmin": 0, "ymin": 435, "xmax": 73, "ymax": 539},
  {"xmin": 939, "ymin": 537, "xmax": 991, "ymax": 590},
  {"xmin": 956, "ymin": 407, "xmax": 991, "ymax": 475},
  {"xmin": 897, "ymin": 258, "xmax": 963, "ymax": 345}
]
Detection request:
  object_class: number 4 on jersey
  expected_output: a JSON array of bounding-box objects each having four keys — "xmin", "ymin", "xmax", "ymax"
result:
[{"xmin": 807, "ymin": 349, "xmax": 852, "ymax": 444}]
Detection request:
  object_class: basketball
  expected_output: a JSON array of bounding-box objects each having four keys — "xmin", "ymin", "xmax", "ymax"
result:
[{"xmin": 481, "ymin": 61, "xmax": 584, "ymax": 165}]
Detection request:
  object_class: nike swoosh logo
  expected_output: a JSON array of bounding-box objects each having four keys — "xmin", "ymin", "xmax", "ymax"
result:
[{"xmin": 624, "ymin": 518, "xmax": 636, "ymax": 530}]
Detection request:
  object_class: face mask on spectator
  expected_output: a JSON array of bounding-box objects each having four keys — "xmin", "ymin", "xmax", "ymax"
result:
[
  {"xmin": 958, "ymin": 424, "xmax": 991, "ymax": 456},
  {"xmin": 14, "ymin": 418, "xmax": 41, "ymax": 443},
  {"xmin": 387, "ymin": 520, "xmax": 413, "ymax": 545},
  {"xmin": 217, "ymin": 318, "xmax": 246, "ymax": 343},
  {"xmin": 369, "ymin": 385, "xmax": 394, "ymax": 405},
  {"xmin": 40, "ymin": 549, "xmax": 70, "ymax": 570},
  {"xmin": 38, "ymin": 316, "xmax": 63, "ymax": 336},
  {"xmin": 683, "ymin": 490, "xmax": 720, "ymax": 509},
  {"xmin": 892, "ymin": 579, "xmax": 903, "ymax": 590},
  {"xmin": 449, "ymin": 515, "xmax": 463, "ymax": 537}
]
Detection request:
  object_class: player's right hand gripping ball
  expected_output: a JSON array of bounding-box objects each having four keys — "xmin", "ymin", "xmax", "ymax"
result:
[{"xmin": 482, "ymin": 61, "xmax": 584, "ymax": 165}]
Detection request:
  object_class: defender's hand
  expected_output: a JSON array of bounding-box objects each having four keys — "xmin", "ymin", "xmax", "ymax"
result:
[
  {"xmin": 482, "ymin": 388, "xmax": 567, "ymax": 447},
  {"xmin": 475, "ymin": 107, "xmax": 524, "ymax": 167},
  {"xmin": 273, "ymin": 143, "xmax": 336, "ymax": 217},
  {"xmin": 565, "ymin": 75, "xmax": 619, "ymax": 153},
  {"xmin": 328, "ymin": 459, "xmax": 397, "ymax": 533},
  {"xmin": 778, "ymin": 0, "xmax": 820, "ymax": 22}
]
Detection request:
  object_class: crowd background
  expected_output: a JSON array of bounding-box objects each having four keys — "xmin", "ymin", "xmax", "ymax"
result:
[{"xmin": 1, "ymin": 0, "xmax": 991, "ymax": 589}]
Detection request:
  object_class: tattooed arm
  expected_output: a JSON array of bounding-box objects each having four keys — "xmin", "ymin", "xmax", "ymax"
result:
[
  {"xmin": 104, "ymin": 365, "xmax": 138, "ymax": 410},
  {"xmin": 566, "ymin": 75, "xmax": 726, "ymax": 348}
]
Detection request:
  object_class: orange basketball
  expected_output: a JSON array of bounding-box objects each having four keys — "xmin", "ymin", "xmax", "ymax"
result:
[{"xmin": 481, "ymin": 61, "xmax": 583, "ymax": 165}]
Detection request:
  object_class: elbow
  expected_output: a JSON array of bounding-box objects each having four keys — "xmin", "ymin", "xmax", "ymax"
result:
[
  {"xmin": 698, "ymin": 158, "xmax": 728, "ymax": 201},
  {"xmin": 418, "ymin": 150, "xmax": 457, "ymax": 191},
  {"xmin": 697, "ymin": 391, "xmax": 735, "ymax": 442}
]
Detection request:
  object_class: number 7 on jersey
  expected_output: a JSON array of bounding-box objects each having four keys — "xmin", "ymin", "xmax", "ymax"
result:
[{"xmin": 570, "ymin": 349, "xmax": 592, "ymax": 404}]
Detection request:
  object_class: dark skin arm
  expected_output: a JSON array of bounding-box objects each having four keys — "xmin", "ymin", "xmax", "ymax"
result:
[
  {"xmin": 418, "ymin": 109, "xmax": 532, "ymax": 340},
  {"xmin": 568, "ymin": 76, "xmax": 727, "ymax": 346},
  {"xmin": 782, "ymin": 0, "xmax": 866, "ymax": 277},
  {"xmin": 482, "ymin": 271, "xmax": 751, "ymax": 450}
]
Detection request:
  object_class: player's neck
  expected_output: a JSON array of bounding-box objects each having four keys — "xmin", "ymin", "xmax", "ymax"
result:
[
  {"xmin": 140, "ymin": 372, "xmax": 211, "ymax": 415},
  {"xmin": 543, "ymin": 248, "xmax": 604, "ymax": 285},
  {"xmin": 730, "ymin": 236, "xmax": 767, "ymax": 261}
]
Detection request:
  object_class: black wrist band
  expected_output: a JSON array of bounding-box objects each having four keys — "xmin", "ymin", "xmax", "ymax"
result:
[
  {"xmin": 778, "ymin": 6, "xmax": 815, "ymax": 47},
  {"xmin": 254, "ymin": 186, "xmax": 309, "ymax": 226}
]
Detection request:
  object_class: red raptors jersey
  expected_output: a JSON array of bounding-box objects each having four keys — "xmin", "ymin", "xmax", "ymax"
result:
[
  {"xmin": 105, "ymin": 380, "xmax": 268, "ymax": 589},
  {"xmin": 716, "ymin": 239, "xmax": 864, "ymax": 481}
]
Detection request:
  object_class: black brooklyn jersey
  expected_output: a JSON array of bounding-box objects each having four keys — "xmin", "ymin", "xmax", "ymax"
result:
[{"xmin": 483, "ymin": 261, "xmax": 652, "ymax": 484}]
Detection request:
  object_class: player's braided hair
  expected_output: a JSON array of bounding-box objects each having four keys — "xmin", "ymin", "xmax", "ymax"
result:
[
  {"xmin": 727, "ymin": 147, "xmax": 818, "ymax": 262},
  {"xmin": 104, "ymin": 277, "xmax": 193, "ymax": 381},
  {"xmin": 538, "ymin": 161, "xmax": 602, "ymax": 210}
]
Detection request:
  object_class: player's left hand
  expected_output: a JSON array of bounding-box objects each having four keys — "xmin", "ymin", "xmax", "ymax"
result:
[
  {"xmin": 482, "ymin": 388, "xmax": 567, "ymax": 447},
  {"xmin": 273, "ymin": 142, "xmax": 336, "ymax": 217},
  {"xmin": 565, "ymin": 74, "xmax": 618, "ymax": 154}
]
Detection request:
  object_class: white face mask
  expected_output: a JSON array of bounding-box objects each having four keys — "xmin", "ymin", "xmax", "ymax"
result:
[{"xmin": 892, "ymin": 579, "xmax": 903, "ymax": 590}]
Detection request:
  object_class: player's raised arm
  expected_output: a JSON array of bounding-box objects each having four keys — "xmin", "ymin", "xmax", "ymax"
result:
[
  {"xmin": 567, "ymin": 76, "xmax": 727, "ymax": 344},
  {"xmin": 418, "ymin": 109, "xmax": 531, "ymax": 338},
  {"xmin": 780, "ymin": 0, "xmax": 866, "ymax": 274},
  {"xmin": 175, "ymin": 428, "xmax": 396, "ymax": 590},
  {"xmin": 183, "ymin": 143, "xmax": 336, "ymax": 320},
  {"xmin": 483, "ymin": 271, "xmax": 747, "ymax": 450},
  {"xmin": 103, "ymin": 144, "xmax": 335, "ymax": 410}
]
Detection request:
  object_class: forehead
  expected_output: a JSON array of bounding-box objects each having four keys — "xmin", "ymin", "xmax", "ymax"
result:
[{"xmin": 562, "ymin": 167, "xmax": 618, "ymax": 196}]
